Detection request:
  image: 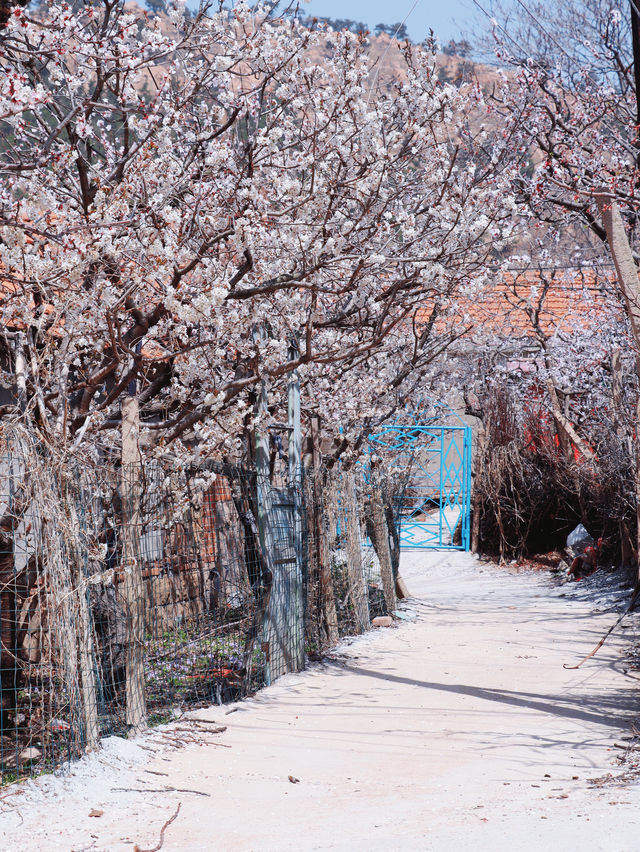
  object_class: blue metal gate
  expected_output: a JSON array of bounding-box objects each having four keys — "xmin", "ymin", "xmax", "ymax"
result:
[{"xmin": 369, "ymin": 407, "xmax": 472, "ymax": 551}]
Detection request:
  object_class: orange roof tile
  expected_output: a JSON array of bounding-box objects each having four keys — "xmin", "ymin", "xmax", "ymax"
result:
[{"xmin": 427, "ymin": 268, "xmax": 625, "ymax": 344}]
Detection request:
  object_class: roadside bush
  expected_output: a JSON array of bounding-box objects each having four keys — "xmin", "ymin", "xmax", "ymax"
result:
[{"xmin": 474, "ymin": 385, "xmax": 636, "ymax": 569}]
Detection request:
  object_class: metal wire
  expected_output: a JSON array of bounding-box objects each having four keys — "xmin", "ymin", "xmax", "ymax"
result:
[{"xmin": 0, "ymin": 433, "xmax": 399, "ymax": 784}]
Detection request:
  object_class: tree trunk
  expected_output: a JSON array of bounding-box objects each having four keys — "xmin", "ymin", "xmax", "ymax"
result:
[
  {"xmin": 310, "ymin": 418, "xmax": 339, "ymax": 646},
  {"xmin": 121, "ymin": 396, "xmax": 146, "ymax": 735},
  {"xmin": 611, "ymin": 348, "xmax": 636, "ymax": 575},
  {"xmin": 65, "ymin": 496, "xmax": 100, "ymax": 751},
  {"xmin": 630, "ymin": 0, "xmax": 640, "ymax": 144},
  {"xmin": 596, "ymin": 194, "xmax": 640, "ymax": 580},
  {"xmin": 319, "ymin": 475, "xmax": 340, "ymax": 646},
  {"xmin": 344, "ymin": 471, "xmax": 370, "ymax": 633},
  {"xmin": 471, "ymin": 425, "xmax": 486, "ymax": 553},
  {"xmin": 0, "ymin": 486, "xmax": 29, "ymax": 733},
  {"xmin": 372, "ymin": 484, "xmax": 396, "ymax": 614}
]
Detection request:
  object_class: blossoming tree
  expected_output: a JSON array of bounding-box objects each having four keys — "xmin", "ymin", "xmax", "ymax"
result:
[
  {"xmin": 480, "ymin": 2, "xmax": 636, "ymax": 240},
  {"xmin": 478, "ymin": 0, "xmax": 640, "ymax": 571},
  {"xmin": 0, "ymin": 0, "xmax": 518, "ymax": 464}
]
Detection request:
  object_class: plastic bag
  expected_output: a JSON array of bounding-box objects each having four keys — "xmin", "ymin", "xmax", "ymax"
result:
[{"xmin": 566, "ymin": 523, "xmax": 593, "ymax": 555}]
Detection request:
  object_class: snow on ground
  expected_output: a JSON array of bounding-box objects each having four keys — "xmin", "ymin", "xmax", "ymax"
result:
[{"xmin": 2, "ymin": 551, "xmax": 640, "ymax": 851}]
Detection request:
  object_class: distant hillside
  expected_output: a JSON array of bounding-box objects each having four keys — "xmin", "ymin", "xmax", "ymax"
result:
[
  {"xmin": 298, "ymin": 23, "xmax": 498, "ymax": 93},
  {"xmin": 134, "ymin": 5, "xmax": 498, "ymax": 95}
]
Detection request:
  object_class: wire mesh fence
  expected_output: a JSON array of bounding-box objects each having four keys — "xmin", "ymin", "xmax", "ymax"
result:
[{"xmin": 0, "ymin": 432, "xmax": 401, "ymax": 784}]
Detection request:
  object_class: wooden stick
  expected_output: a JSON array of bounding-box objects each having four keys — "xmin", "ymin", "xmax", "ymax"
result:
[
  {"xmin": 564, "ymin": 588, "xmax": 639, "ymax": 669},
  {"xmin": 134, "ymin": 802, "xmax": 181, "ymax": 852},
  {"xmin": 395, "ymin": 574, "xmax": 410, "ymax": 600},
  {"xmin": 113, "ymin": 785, "xmax": 210, "ymax": 796}
]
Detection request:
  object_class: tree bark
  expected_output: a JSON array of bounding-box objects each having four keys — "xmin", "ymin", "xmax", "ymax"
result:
[
  {"xmin": 372, "ymin": 484, "xmax": 396, "ymax": 614},
  {"xmin": 344, "ymin": 471, "xmax": 370, "ymax": 633},
  {"xmin": 310, "ymin": 418, "xmax": 339, "ymax": 647},
  {"xmin": 630, "ymin": 0, "xmax": 640, "ymax": 145},
  {"xmin": 596, "ymin": 195, "xmax": 640, "ymax": 578},
  {"xmin": 471, "ymin": 423, "xmax": 485, "ymax": 554},
  {"xmin": 121, "ymin": 396, "xmax": 146, "ymax": 734},
  {"xmin": 68, "ymin": 519, "xmax": 99, "ymax": 751},
  {"xmin": 611, "ymin": 348, "xmax": 636, "ymax": 573},
  {"xmin": 319, "ymin": 475, "xmax": 340, "ymax": 646}
]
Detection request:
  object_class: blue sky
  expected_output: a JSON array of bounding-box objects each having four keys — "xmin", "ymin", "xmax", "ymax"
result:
[{"xmin": 296, "ymin": 0, "xmax": 486, "ymax": 44}]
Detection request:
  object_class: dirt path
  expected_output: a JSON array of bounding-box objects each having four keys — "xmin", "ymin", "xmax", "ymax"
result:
[{"xmin": 3, "ymin": 552, "xmax": 640, "ymax": 851}]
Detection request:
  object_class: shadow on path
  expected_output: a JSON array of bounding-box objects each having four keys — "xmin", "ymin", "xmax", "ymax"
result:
[{"xmin": 337, "ymin": 663, "xmax": 638, "ymax": 730}]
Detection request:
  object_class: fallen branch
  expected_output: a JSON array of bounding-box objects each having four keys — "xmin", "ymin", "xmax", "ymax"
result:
[
  {"xmin": 563, "ymin": 589, "xmax": 639, "ymax": 669},
  {"xmin": 171, "ymin": 723, "xmax": 227, "ymax": 734},
  {"xmin": 133, "ymin": 802, "xmax": 181, "ymax": 852},
  {"xmin": 112, "ymin": 786, "xmax": 210, "ymax": 797}
]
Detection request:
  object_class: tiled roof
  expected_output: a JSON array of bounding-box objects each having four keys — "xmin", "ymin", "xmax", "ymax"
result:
[{"xmin": 441, "ymin": 268, "xmax": 625, "ymax": 345}]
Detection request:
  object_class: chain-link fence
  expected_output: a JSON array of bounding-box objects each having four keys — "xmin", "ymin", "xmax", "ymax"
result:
[{"xmin": 0, "ymin": 434, "xmax": 401, "ymax": 784}]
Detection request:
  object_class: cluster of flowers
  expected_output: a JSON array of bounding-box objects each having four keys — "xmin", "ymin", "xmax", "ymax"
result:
[{"xmin": 0, "ymin": 1, "xmax": 520, "ymax": 464}]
